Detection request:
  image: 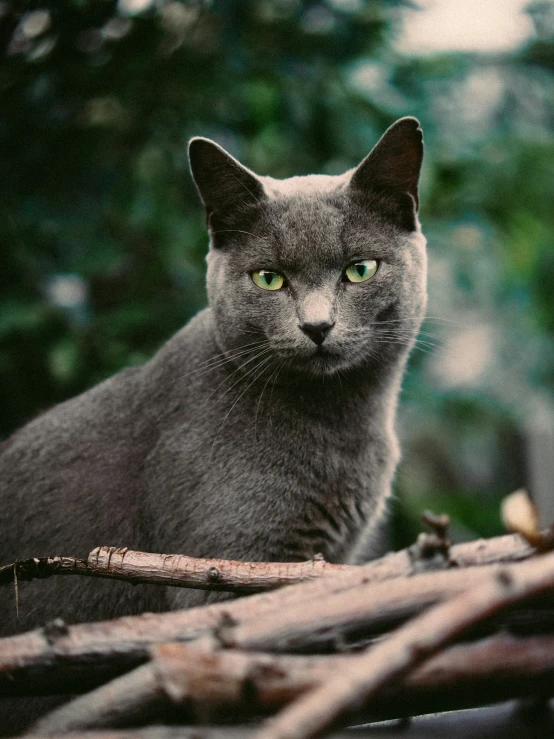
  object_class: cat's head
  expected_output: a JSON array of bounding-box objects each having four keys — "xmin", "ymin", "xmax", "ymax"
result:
[{"xmin": 189, "ymin": 118, "xmax": 427, "ymax": 379}]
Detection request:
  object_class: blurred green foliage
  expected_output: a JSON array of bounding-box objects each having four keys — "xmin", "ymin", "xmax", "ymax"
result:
[{"xmin": 1, "ymin": 0, "xmax": 553, "ymax": 547}]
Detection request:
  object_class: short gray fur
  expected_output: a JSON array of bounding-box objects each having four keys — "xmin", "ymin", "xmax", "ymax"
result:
[{"xmin": 0, "ymin": 117, "xmax": 426, "ymax": 644}]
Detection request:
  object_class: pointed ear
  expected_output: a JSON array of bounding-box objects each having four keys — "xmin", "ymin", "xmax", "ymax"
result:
[
  {"xmin": 188, "ymin": 138, "xmax": 266, "ymax": 216},
  {"xmin": 349, "ymin": 117, "xmax": 423, "ymax": 230}
]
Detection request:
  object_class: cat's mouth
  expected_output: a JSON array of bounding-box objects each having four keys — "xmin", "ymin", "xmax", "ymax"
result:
[
  {"xmin": 314, "ymin": 345, "xmax": 339, "ymax": 358},
  {"xmin": 279, "ymin": 343, "xmax": 346, "ymax": 375},
  {"xmin": 284, "ymin": 343, "xmax": 341, "ymax": 360},
  {"xmin": 267, "ymin": 334, "xmax": 357, "ymax": 375}
]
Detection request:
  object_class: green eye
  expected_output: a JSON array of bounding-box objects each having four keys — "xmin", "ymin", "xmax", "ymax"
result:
[
  {"xmin": 251, "ymin": 270, "xmax": 285, "ymax": 291},
  {"xmin": 344, "ymin": 259, "xmax": 378, "ymax": 283}
]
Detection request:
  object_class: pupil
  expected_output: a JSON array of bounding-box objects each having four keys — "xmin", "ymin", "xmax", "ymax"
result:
[
  {"xmin": 356, "ymin": 264, "xmax": 366, "ymax": 277},
  {"xmin": 264, "ymin": 273, "xmax": 272, "ymax": 285}
]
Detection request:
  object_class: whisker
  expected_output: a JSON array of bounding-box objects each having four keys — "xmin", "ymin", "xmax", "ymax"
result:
[
  {"xmin": 377, "ymin": 316, "xmax": 463, "ymax": 327},
  {"xmin": 254, "ymin": 358, "xmax": 281, "ymax": 448},
  {"xmin": 186, "ymin": 339, "xmax": 267, "ymax": 369},
  {"xmin": 212, "ymin": 229, "xmax": 260, "ymax": 239},
  {"xmin": 375, "ymin": 332, "xmax": 439, "ymax": 350},
  {"xmin": 375, "ymin": 326, "xmax": 441, "ymax": 342},
  {"xmin": 201, "ymin": 346, "xmax": 274, "ymax": 410},
  {"xmin": 416, "ymin": 331, "xmax": 442, "ymax": 341},
  {"xmin": 335, "ymin": 367, "xmax": 344, "ymax": 392},
  {"xmin": 179, "ymin": 347, "xmax": 274, "ymax": 437},
  {"xmin": 181, "ymin": 340, "xmax": 271, "ymax": 380},
  {"xmin": 189, "ymin": 346, "xmax": 269, "ymax": 377},
  {"xmin": 209, "ymin": 355, "xmax": 274, "ymax": 463},
  {"xmin": 200, "ymin": 338, "xmax": 270, "ymax": 362},
  {"xmin": 363, "ymin": 347, "xmax": 388, "ymax": 391},
  {"xmin": 347, "ymin": 324, "xmax": 442, "ymax": 349},
  {"xmin": 372, "ymin": 338, "xmax": 436, "ymax": 355},
  {"xmin": 377, "ymin": 328, "xmax": 443, "ymax": 341},
  {"xmin": 268, "ymin": 358, "xmax": 288, "ymax": 415}
]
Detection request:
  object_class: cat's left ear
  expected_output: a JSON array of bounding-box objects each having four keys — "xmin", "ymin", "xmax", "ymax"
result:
[
  {"xmin": 349, "ymin": 117, "xmax": 423, "ymax": 230},
  {"xmin": 188, "ymin": 137, "xmax": 266, "ymax": 218}
]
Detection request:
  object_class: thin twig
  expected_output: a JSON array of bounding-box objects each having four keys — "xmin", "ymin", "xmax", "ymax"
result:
[
  {"xmin": 0, "ymin": 548, "xmax": 348, "ymax": 593},
  {"xmin": 0, "ymin": 533, "xmax": 536, "ymax": 594}
]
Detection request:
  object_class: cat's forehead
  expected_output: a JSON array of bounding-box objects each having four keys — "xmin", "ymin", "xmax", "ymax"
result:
[
  {"xmin": 248, "ymin": 177, "xmax": 396, "ymax": 273},
  {"xmin": 257, "ymin": 189, "xmax": 350, "ymax": 272}
]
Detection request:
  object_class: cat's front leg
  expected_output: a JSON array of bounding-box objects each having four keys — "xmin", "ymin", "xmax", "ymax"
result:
[{"xmin": 345, "ymin": 492, "xmax": 392, "ymax": 564}]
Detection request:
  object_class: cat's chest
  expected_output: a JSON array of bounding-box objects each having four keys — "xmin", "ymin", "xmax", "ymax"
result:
[
  {"xmin": 207, "ymin": 383, "xmax": 376, "ymax": 487},
  {"xmin": 201, "ymin": 391, "xmax": 382, "ymax": 559},
  {"xmin": 148, "ymin": 361, "xmax": 391, "ymax": 563}
]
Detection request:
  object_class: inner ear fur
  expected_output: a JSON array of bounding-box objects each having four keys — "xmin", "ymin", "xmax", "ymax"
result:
[{"xmin": 349, "ymin": 117, "xmax": 424, "ymax": 230}]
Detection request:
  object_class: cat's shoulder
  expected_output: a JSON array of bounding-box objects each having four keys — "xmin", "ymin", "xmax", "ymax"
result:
[
  {"xmin": 0, "ymin": 308, "xmax": 216, "ymax": 462},
  {"xmin": 0, "ymin": 363, "xmax": 143, "ymax": 465},
  {"xmin": 142, "ymin": 306, "xmax": 216, "ymax": 383}
]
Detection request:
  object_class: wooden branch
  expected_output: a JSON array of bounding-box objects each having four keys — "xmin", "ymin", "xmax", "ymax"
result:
[
  {"xmin": 30, "ymin": 662, "xmax": 161, "ymax": 734},
  {"xmin": 222, "ymin": 562, "xmax": 494, "ymax": 652},
  {"xmin": 0, "ymin": 541, "xmax": 548, "ymax": 693},
  {"xmin": 0, "ymin": 533, "xmax": 535, "ymax": 595},
  {"xmin": 2, "ymin": 532, "xmax": 551, "ymax": 738},
  {"xmin": 0, "ymin": 547, "xmax": 349, "ymax": 593},
  {"xmin": 23, "ymin": 730, "xmax": 356, "ymax": 739},
  {"xmin": 446, "ymin": 533, "xmax": 535, "ymax": 567},
  {"xmin": 24, "ymin": 731, "xmax": 297, "ymax": 739},
  {"xmin": 31, "ymin": 632, "xmax": 554, "ymax": 734},
  {"xmin": 255, "ymin": 549, "xmax": 554, "ymax": 739},
  {"xmin": 153, "ymin": 634, "xmax": 554, "ymax": 721},
  {"xmin": 0, "ymin": 562, "xmax": 497, "ymax": 691}
]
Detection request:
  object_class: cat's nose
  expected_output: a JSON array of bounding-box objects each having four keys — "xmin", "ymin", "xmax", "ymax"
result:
[{"xmin": 299, "ymin": 320, "xmax": 335, "ymax": 346}]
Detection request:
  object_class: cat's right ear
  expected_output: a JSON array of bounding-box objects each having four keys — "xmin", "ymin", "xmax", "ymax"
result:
[{"xmin": 188, "ymin": 138, "xmax": 266, "ymax": 218}]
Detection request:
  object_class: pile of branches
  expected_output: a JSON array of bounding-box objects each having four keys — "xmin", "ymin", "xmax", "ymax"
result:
[{"xmin": 2, "ymin": 512, "xmax": 554, "ymax": 738}]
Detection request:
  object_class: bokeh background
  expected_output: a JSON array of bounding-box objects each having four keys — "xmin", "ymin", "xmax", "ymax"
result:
[{"xmin": 1, "ymin": 0, "xmax": 553, "ymax": 547}]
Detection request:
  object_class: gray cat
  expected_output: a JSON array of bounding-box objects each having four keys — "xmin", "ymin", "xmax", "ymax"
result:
[{"xmin": 0, "ymin": 117, "xmax": 426, "ymax": 638}]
